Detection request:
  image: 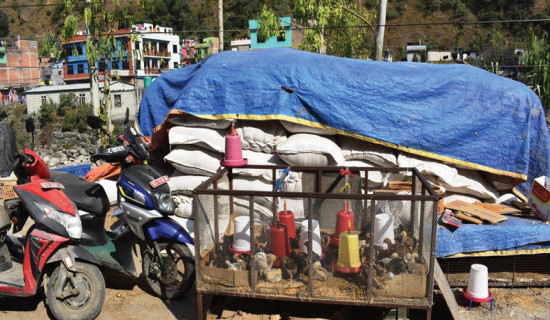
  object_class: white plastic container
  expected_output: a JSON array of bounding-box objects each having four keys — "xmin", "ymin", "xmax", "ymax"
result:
[
  {"xmin": 300, "ymin": 219, "xmax": 322, "ymax": 256},
  {"xmin": 466, "ymin": 264, "xmax": 489, "ymax": 299},
  {"xmin": 233, "ymin": 216, "xmax": 251, "ymax": 252},
  {"xmin": 374, "ymin": 213, "xmax": 395, "ymax": 250}
]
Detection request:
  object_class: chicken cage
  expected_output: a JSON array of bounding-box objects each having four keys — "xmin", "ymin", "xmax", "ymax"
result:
[{"xmin": 193, "ymin": 165, "xmax": 439, "ymax": 319}]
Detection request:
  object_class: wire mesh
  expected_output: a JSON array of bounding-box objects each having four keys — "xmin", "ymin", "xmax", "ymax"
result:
[{"xmin": 194, "ymin": 166, "xmax": 438, "ymax": 307}]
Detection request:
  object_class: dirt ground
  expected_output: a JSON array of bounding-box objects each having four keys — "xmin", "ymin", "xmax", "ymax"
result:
[{"xmin": 0, "ymin": 281, "xmax": 548, "ymax": 319}]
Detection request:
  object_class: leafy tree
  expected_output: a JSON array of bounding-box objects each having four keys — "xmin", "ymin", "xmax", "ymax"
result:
[
  {"xmin": 522, "ymin": 32, "xmax": 550, "ymax": 109},
  {"xmin": 38, "ymin": 99, "xmax": 58, "ymax": 129},
  {"xmin": 58, "ymin": 93, "xmax": 78, "ymax": 116},
  {"xmin": 0, "ymin": 10, "xmax": 9, "ymax": 37},
  {"xmin": 258, "ymin": 0, "xmax": 376, "ymax": 58}
]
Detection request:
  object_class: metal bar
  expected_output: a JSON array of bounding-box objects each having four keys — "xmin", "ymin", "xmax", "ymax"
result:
[
  {"xmin": 249, "ymin": 195, "xmax": 256, "ymax": 293},
  {"xmin": 197, "ymin": 292, "xmax": 204, "ymax": 320},
  {"xmin": 241, "ymin": 164, "xmax": 417, "ymax": 173},
  {"xmin": 272, "ymin": 167, "xmax": 277, "ymax": 225},
  {"xmin": 410, "ymin": 174, "xmax": 417, "ymax": 238},
  {"xmin": 229, "ymin": 168, "xmax": 234, "ymax": 215},
  {"xmin": 317, "ymin": 170, "xmax": 322, "ymax": 193},
  {"xmin": 195, "ymin": 289, "xmax": 433, "ymax": 309},
  {"xmin": 194, "ymin": 189, "xmax": 437, "ymax": 201},
  {"xmin": 307, "ymin": 196, "xmax": 313, "ymax": 298},
  {"xmin": 193, "ymin": 194, "xmax": 201, "ymax": 283},
  {"xmin": 366, "ymin": 198, "xmax": 376, "ymax": 302},
  {"xmin": 213, "ymin": 180, "xmax": 219, "ymax": 256},
  {"xmin": 194, "ymin": 168, "xmax": 228, "ymax": 191},
  {"xmin": 413, "ymin": 168, "xmax": 438, "ymax": 196},
  {"xmin": 418, "ymin": 186, "xmax": 426, "ymax": 258},
  {"xmin": 426, "ymin": 200, "xmax": 438, "ymax": 304}
]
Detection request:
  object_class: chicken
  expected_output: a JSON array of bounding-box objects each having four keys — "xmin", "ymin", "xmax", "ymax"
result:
[
  {"xmin": 265, "ymin": 268, "xmax": 283, "ymax": 283},
  {"xmin": 280, "ymin": 256, "xmax": 298, "ymax": 282},
  {"xmin": 254, "ymin": 252, "xmax": 277, "ymax": 278},
  {"xmin": 225, "ymin": 260, "xmax": 244, "ymax": 271},
  {"xmin": 311, "ymin": 261, "xmax": 331, "ymax": 281}
]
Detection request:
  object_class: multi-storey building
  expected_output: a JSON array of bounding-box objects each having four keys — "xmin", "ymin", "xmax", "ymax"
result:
[
  {"xmin": 132, "ymin": 23, "xmax": 181, "ymax": 86},
  {"xmin": 248, "ymin": 17, "xmax": 295, "ymax": 50},
  {"xmin": 0, "ymin": 38, "xmax": 41, "ymax": 105},
  {"xmin": 62, "ymin": 30, "xmax": 134, "ymax": 83},
  {"xmin": 181, "ymin": 37, "xmax": 219, "ymax": 66}
]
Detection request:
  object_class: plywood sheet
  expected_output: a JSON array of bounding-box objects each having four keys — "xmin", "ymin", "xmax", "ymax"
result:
[{"xmin": 445, "ymin": 200, "xmax": 507, "ymax": 224}]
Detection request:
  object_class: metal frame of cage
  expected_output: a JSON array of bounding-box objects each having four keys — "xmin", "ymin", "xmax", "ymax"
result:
[{"xmin": 192, "ymin": 165, "xmax": 439, "ymax": 320}]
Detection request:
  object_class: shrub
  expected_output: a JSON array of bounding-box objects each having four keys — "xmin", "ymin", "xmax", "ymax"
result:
[
  {"xmin": 38, "ymin": 99, "xmax": 57, "ymax": 128},
  {"xmin": 58, "ymin": 93, "xmax": 78, "ymax": 116},
  {"xmin": 38, "ymin": 123, "xmax": 55, "ymax": 146},
  {"xmin": 61, "ymin": 107, "xmax": 77, "ymax": 132}
]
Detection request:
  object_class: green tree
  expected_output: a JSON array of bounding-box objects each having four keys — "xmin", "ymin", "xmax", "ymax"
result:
[
  {"xmin": 38, "ymin": 99, "xmax": 58, "ymax": 129},
  {"xmin": 44, "ymin": 0, "xmax": 139, "ymax": 146},
  {"xmin": 522, "ymin": 32, "xmax": 550, "ymax": 109},
  {"xmin": 58, "ymin": 92, "xmax": 78, "ymax": 116},
  {"xmin": 258, "ymin": 0, "xmax": 376, "ymax": 58},
  {"xmin": 0, "ymin": 10, "xmax": 9, "ymax": 37}
]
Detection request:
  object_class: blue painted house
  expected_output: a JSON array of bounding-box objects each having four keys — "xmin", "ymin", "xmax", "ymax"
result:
[{"xmin": 249, "ymin": 16, "xmax": 293, "ymax": 50}]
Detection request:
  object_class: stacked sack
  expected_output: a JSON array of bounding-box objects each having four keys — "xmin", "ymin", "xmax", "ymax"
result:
[{"xmin": 163, "ymin": 116, "xmax": 519, "ymax": 230}]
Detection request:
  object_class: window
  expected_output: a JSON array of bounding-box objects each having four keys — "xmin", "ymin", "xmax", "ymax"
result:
[
  {"xmin": 41, "ymin": 96, "xmax": 47, "ymax": 104},
  {"xmin": 77, "ymin": 64, "xmax": 84, "ymax": 74},
  {"xmin": 173, "ymin": 61, "xmax": 178, "ymax": 69},
  {"xmin": 134, "ymin": 41, "xmax": 140, "ymax": 50},
  {"xmin": 135, "ymin": 59, "xmax": 141, "ymax": 70},
  {"xmin": 77, "ymin": 45, "xmax": 83, "ymax": 55},
  {"xmin": 78, "ymin": 93, "xmax": 85, "ymax": 104},
  {"xmin": 122, "ymin": 60, "xmax": 129, "ymax": 70},
  {"xmin": 98, "ymin": 61, "xmax": 106, "ymax": 72},
  {"xmin": 257, "ymin": 33, "xmax": 266, "ymax": 43},
  {"xmin": 114, "ymin": 94, "xmax": 122, "ymax": 108},
  {"xmin": 277, "ymin": 31, "xmax": 286, "ymax": 42},
  {"xmin": 173, "ymin": 44, "xmax": 178, "ymax": 54},
  {"xmin": 67, "ymin": 65, "xmax": 74, "ymax": 74}
]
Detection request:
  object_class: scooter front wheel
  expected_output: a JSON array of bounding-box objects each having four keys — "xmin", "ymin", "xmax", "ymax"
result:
[
  {"xmin": 143, "ymin": 241, "xmax": 195, "ymax": 300},
  {"xmin": 46, "ymin": 261, "xmax": 105, "ymax": 320}
]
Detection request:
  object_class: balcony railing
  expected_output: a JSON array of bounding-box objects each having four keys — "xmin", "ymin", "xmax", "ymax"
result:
[{"xmin": 143, "ymin": 49, "xmax": 171, "ymax": 58}]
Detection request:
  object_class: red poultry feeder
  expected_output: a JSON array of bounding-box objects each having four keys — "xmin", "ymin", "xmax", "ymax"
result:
[
  {"xmin": 330, "ymin": 200, "xmax": 354, "ymax": 247},
  {"xmin": 277, "ymin": 202, "xmax": 296, "ymax": 240},
  {"xmin": 270, "ymin": 223, "xmax": 290, "ymax": 267}
]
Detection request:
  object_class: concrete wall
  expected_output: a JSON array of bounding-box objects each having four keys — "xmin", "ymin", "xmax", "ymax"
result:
[{"xmin": 249, "ymin": 17, "xmax": 292, "ymax": 49}]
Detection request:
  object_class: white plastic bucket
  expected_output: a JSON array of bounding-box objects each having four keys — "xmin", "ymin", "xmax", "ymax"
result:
[
  {"xmin": 300, "ymin": 219, "xmax": 322, "ymax": 256},
  {"xmin": 374, "ymin": 213, "xmax": 394, "ymax": 250},
  {"xmin": 466, "ymin": 264, "xmax": 489, "ymax": 299},
  {"xmin": 233, "ymin": 216, "xmax": 251, "ymax": 252}
]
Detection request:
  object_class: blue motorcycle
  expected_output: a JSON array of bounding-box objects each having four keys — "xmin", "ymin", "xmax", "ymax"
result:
[{"xmin": 49, "ymin": 120, "xmax": 195, "ymax": 300}]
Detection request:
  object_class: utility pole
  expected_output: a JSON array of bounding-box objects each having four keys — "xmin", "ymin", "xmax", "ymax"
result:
[
  {"xmin": 218, "ymin": 0, "xmax": 224, "ymax": 51},
  {"xmin": 374, "ymin": 0, "xmax": 387, "ymax": 61},
  {"xmin": 86, "ymin": 0, "xmax": 100, "ymax": 116}
]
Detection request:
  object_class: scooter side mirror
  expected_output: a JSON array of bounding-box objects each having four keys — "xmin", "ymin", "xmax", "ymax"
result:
[
  {"xmin": 87, "ymin": 115, "xmax": 104, "ymax": 130},
  {"xmin": 25, "ymin": 118, "xmax": 35, "ymax": 133}
]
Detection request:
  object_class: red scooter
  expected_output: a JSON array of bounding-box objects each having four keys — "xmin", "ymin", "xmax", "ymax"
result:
[{"xmin": 0, "ymin": 149, "xmax": 105, "ymax": 320}]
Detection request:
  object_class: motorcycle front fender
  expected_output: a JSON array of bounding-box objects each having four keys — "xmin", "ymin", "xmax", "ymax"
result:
[{"xmin": 143, "ymin": 218, "xmax": 194, "ymax": 245}]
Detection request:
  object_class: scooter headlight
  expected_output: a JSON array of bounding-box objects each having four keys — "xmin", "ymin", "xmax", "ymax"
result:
[
  {"xmin": 154, "ymin": 192, "xmax": 175, "ymax": 214},
  {"xmin": 34, "ymin": 202, "xmax": 82, "ymax": 239}
]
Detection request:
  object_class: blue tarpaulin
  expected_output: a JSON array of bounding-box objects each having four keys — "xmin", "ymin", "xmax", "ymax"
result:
[
  {"xmin": 436, "ymin": 216, "xmax": 550, "ymax": 257},
  {"xmin": 137, "ymin": 48, "xmax": 550, "ymax": 199}
]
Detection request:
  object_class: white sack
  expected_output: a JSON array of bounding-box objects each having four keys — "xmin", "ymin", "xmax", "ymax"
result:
[
  {"xmin": 276, "ymin": 133, "xmax": 345, "ymax": 166},
  {"xmin": 443, "ymin": 193, "xmax": 480, "ymax": 205},
  {"xmin": 172, "ymin": 195, "xmax": 193, "ymax": 218},
  {"xmin": 168, "ymin": 116, "xmax": 232, "ymax": 129},
  {"xmin": 233, "ymin": 150, "xmax": 285, "ymax": 181},
  {"xmin": 164, "ymin": 146, "xmax": 221, "ymax": 176},
  {"xmin": 236, "ymin": 121, "xmax": 287, "ymax": 153},
  {"xmin": 344, "ymin": 160, "xmax": 387, "ymax": 188},
  {"xmin": 168, "ymin": 126, "xmax": 225, "ymax": 153},
  {"xmin": 96, "ymin": 179, "xmax": 118, "ymax": 206},
  {"xmin": 280, "ymin": 120, "xmax": 336, "ymax": 136},
  {"xmin": 340, "ymin": 137, "xmax": 397, "ymax": 167},
  {"xmin": 168, "ymin": 173, "xmax": 210, "ymax": 192},
  {"xmin": 397, "ymin": 154, "xmax": 498, "ymax": 200},
  {"xmin": 496, "ymin": 193, "xmax": 519, "ymax": 205}
]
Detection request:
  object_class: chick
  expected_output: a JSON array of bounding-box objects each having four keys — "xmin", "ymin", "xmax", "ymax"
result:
[
  {"xmin": 404, "ymin": 252, "xmax": 419, "ymax": 264},
  {"xmin": 254, "ymin": 252, "xmax": 276, "ymax": 277},
  {"xmin": 290, "ymin": 251, "xmax": 309, "ymax": 276},
  {"xmin": 225, "ymin": 260, "xmax": 244, "ymax": 271},
  {"xmin": 280, "ymin": 256, "xmax": 298, "ymax": 282},
  {"xmin": 395, "ymin": 230, "xmax": 408, "ymax": 245},
  {"xmin": 265, "ymin": 268, "xmax": 283, "ymax": 283},
  {"xmin": 387, "ymin": 252, "xmax": 407, "ymax": 275},
  {"xmin": 311, "ymin": 261, "xmax": 331, "ymax": 281}
]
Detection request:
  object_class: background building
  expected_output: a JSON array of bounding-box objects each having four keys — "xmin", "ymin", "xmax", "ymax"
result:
[
  {"xmin": 249, "ymin": 17, "xmax": 293, "ymax": 50},
  {"xmin": 25, "ymin": 81, "xmax": 137, "ymax": 120},
  {"xmin": 231, "ymin": 38, "xmax": 251, "ymax": 51},
  {"xmin": 181, "ymin": 37, "xmax": 219, "ymax": 66},
  {"xmin": 0, "ymin": 38, "xmax": 40, "ymax": 105}
]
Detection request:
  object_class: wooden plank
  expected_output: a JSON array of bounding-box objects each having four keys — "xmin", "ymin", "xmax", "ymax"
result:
[
  {"xmin": 434, "ymin": 260, "xmax": 460, "ymax": 320},
  {"xmin": 445, "ymin": 200, "xmax": 507, "ymax": 224},
  {"xmin": 453, "ymin": 211, "xmax": 483, "ymax": 225},
  {"xmin": 475, "ymin": 202, "xmax": 521, "ymax": 215}
]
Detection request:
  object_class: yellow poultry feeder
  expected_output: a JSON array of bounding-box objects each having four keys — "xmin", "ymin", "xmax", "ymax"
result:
[{"xmin": 333, "ymin": 222, "xmax": 361, "ymax": 274}]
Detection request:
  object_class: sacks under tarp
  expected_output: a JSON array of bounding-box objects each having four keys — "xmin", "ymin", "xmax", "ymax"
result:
[
  {"xmin": 0, "ymin": 122, "xmax": 17, "ymax": 177},
  {"xmin": 137, "ymin": 48, "xmax": 550, "ymax": 200}
]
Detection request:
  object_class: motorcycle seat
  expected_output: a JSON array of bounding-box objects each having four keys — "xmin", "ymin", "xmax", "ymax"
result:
[{"xmin": 48, "ymin": 171, "xmax": 110, "ymax": 217}]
